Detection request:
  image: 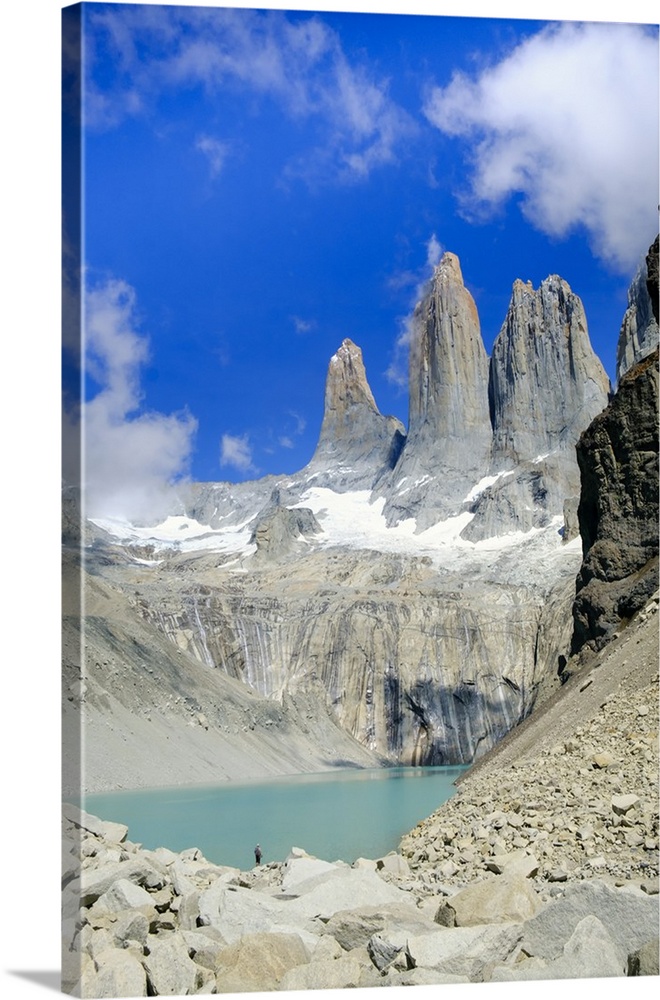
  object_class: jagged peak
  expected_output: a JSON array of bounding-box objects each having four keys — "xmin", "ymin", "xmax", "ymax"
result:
[
  {"xmin": 432, "ymin": 250, "xmax": 464, "ymax": 284},
  {"xmin": 325, "ymin": 338, "xmax": 379, "ymax": 412}
]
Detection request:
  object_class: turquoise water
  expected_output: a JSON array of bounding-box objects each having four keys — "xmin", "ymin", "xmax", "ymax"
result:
[{"xmin": 83, "ymin": 766, "xmax": 465, "ymax": 870}]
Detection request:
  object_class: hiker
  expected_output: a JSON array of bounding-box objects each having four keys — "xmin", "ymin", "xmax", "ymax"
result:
[{"xmin": 254, "ymin": 843, "xmax": 262, "ymax": 865}]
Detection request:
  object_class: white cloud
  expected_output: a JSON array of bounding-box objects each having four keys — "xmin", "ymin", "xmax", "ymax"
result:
[
  {"xmin": 86, "ymin": 5, "xmax": 415, "ymax": 182},
  {"xmin": 289, "ymin": 411, "xmax": 307, "ymax": 435},
  {"xmin": 291, "ymin": 315, "xmax": 316, "ymax": 334},
  {"xmin": 424, "ymin": 22, "xmax": 659, "ymax": 272},
  {"xmin": 386, "ymin": 233, "xmax": 445, "ymax": 387},
  {"xmin": 279, "ymin": 435, "xmax": 294, "ymax": 449},
  {"xmin": 81, "ymin": 277, "xmax": 197, "ymax": 521},
  {"xmin": 220, "ymin": 432, "xmax": 256, "ymax": 473},
  {"xmin": 195, "ymin": 134, "xmax": 230, "ymax": 178}
]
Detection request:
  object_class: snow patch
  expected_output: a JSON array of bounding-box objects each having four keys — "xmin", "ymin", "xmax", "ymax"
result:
[
  {"xmin": 463, "ymin": 471, "xmax": 512, "ymax": 503},
  {"xmin": 90, "ymin": 513, "xmax": 254, "ymax": 555}
]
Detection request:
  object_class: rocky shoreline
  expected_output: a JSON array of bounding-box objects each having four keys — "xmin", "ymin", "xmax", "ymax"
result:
[{"xmin": 62, "ymin": 598, "xmax": 658, "ymax": 996}]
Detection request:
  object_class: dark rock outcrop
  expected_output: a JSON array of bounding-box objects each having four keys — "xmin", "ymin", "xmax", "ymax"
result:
[
  {"xmin": 646, "ymin": 234, "xmax": 659, "ymax": 324},
  {"xmin": 571, "ymin": 348, "xmax": 659, "ymax": 653}
]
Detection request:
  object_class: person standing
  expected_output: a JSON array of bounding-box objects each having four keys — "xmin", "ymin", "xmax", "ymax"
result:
[{"xmin": 254, "ymin": 843, "xmax": 262, "ymax": 865}]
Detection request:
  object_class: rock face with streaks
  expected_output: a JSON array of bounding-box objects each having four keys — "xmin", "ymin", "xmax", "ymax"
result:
[
  {"xmin": 572, "ymin": 347, "xmax": 659, "ymax": 653},
  {"xmin": 132, "ymin": 547, "xmax": 578, "ymax": 765}
]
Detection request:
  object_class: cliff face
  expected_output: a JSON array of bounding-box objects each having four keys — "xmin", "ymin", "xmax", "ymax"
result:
[
  {"xmin": 129, "ymin": 543, "xmax": 578, "ymax": 767},
  {"xmin": 572, "ymin": 347, "xmax": 659, "ymax": 653}
]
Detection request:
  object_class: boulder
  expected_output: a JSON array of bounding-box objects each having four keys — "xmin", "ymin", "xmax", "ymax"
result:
[
  {"xmin": 142, "ymin": 932, "xmax": 205, "ymax": 996},
  {"xmin": 284, "ymin": 866, "xmax": 409, "ymax": 922},
  {"xmin": 520, "ymin": 881, "xmax": 660, "ymax": 962},
  {"xmin": 78, "ymin": 859, "xmax": 165, "ymax": 906},
  {"xmin": 213, "ymin": 931, "xmax": 310, "ymax": 993},
  {"xmin": 83, "ymin": 948, "xmax": 147, "ymax": 998},
  {"xmin": 111, "ymin": 910, "xmax": 150, "ymax": 948},
  {"xmin": 448, "ymin": 874, "xmax": 542, "ymax": 926},
  {"xmin": 321, "ymin": 901, "xmax": 433, "ymax": 951},
  {"xmin": 279, "ymin": 954, "xmax": 364, "ymax": 991},
  {"xmin": 493, "ymin": 915, "xmax": 625, "ymax": 980},
  {"xmin": 63, "ymin": 803, "xmax": 129, "ymax": 845},
  {"xmin": 280, "ymin": 856, "xmax": 339, "ymax": 892},
  {"xmin": 89, "ymin": 877, "xmax": 155, "ymax": 916},
  {"xmin": 402, "ymin": 923, "xmax": 523, "ymax": 981},
  {"xmin": 376, "ymin": 852, "xmax": 410, "ymax": 875},
  {"xmin": 628, "ymin": 938, "xmax": 660, "ymax": 976}
]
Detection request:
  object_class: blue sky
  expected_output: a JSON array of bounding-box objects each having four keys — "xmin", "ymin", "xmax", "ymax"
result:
[{"xmin": 63, "ymin": 1, "xmax": 659, "ymax": 519}]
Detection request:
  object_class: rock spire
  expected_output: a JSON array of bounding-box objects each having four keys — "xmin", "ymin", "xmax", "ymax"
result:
[
  {"xmin": 408, "ymin": 252, "xmax": 491, "ymax": 454},
  {"xmin": 305, "ymin": 338, "xmax": 405, "ymax": 489},
  {"xmin": 462, "ymin": 275, "xmax": 611, "ymax": 542},
  {"xmin": 488, "ymin": 275, "xmax": 610, "ymax": 466},
  {"xmin": 381, "ymin": 252, "xmax": 491, "ymax": 528}
]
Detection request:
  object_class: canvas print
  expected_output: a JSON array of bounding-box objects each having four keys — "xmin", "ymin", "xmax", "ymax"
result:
[{"xmin": 61, "ymin": 2, "xmax": 659, "ymax": 996}]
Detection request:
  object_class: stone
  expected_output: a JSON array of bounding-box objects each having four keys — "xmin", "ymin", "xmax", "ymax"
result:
[
  {"xmin": 352, "ymin": 857, "xmax": 377, "ymax": 871},
  {"xmin": 112, "ymin": 910, "xmax": 150, "ymax": 948},
  {"xmin": 63, "ymin": 803, "xmax": 129, "ymax": 846},
  {"xmin": 628, "ymin": 938, "xmax": 660, "ymax": 976},
  {"xmin": 90, "ymin": 877, "xmax": 155, "ymax": 916},
  {"xmin": 448, "ymin": 875, "xmax": 542, "ymax": 927},
  {"xmin": 213, "ymin": 931, "xmax": 310, "ymax": 993},
  {"xmin": 612, "ymin": 794, "xmax": 640, "ymax": 815},
  {"xmin": 282, "ymin": 866, "xmax": 410, "ymax": 922},
  {"xmin": 197, "ymin": 882, "xmax": 297, "ymax": 945},
  {"xmin": 520, "ymin": 881, "xmax": 660, "ymax": 962},
  {"xmin": 493, "ymin": 915, "xmax": 625, "ymax": 980},
  {"xmin": 279, "ymin": 955, "xmax": 363, "ymax": 991},
  {"xmin": 142, "ymin": 932, "xmax": 205, "ymax": 997},
  {"xmin": 592, "ymin": 751, "xmax": 616, "ymax": 768},
  {"xmin": 376, "ymin": 853, "xmax": 410, "ymax": 875},
  {"xmin": 321, "ymin": 901, "xmax": 432, "ymax": 952},
  {"xmin": 83, "ymin": 948, "xmax": 147, "ymax": 998},
  {"xmin": 77, "ymin": 859, "xmax": 164, "ymax": 907},
  {"xmin": 280, "ymin": 856, "xmax": 339, "ymax": 892},
  {"xmin": 403, "ymin": 922, "xmax": 523, "ymax": 980},
  {"xmin": 366, "ymin": 934, "xmax": 402, "ymax": 971}
]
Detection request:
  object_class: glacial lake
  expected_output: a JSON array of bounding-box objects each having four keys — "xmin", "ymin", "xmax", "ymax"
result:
[{"xmin": 83, "ymin": 766, "xmax": 466, "ymax": 871}]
